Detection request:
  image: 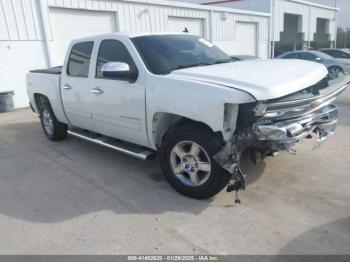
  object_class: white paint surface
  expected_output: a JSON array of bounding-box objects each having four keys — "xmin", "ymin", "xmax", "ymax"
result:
[
  {"xmin": 235, "ymin": 22, "xmax": 258, "ymax": 56},
  {"xmin": 1, "ymin": 0, "xmax": 270, "ymax": 107},
  {"xmin": 170, "ymin": 59, "xmax": 328, "ymax": 100},
  {"xmin": 49, "ymin": 8, "xmax": 117, "ymax": 66},
  {"xmin": 168, "ymin": 16, "xmax": 204, "ymax": 36},
  {"xmin": 0, "ymin": 41, "xmax": 47, "ymax": 107}
]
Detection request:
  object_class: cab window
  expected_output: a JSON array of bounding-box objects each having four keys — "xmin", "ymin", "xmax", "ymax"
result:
[
  {"xmin": 322, "ymin": 50, "xmax": 338, "ymax": 58},
  {"xmin": 299, "ymin": 52, "xmax": 316, "ymax": 61},
  {"xmin": 67, "ymin": 41, "xmax": 94, "ymax": 77},
  {"xmin": 326, "ymin": 50, "xmax": 350, "ymax": 59},
  {"xmin": 96, "ymin": 39, "xmax": 137, "ymax": 79},
  {"xmin": 284, "ymin": 53, "xmax": 298, "ymax": 59}
]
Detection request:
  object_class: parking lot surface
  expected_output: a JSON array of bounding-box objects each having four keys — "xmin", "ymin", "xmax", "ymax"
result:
[{"xmin": 0, "ymin": 90, "xmax": 349, "ymax": 255}]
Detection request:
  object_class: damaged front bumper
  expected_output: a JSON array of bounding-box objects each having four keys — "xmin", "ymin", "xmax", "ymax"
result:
[
  {"xmin": 254, "ymin": 104, "xmax": 338, "ymax": 147},
  {"xmin": 216, "ymin": 76, "xmax": 350, "ymax": 197},
  {"xmin": 253, "ymin": 77, "xmax": 350, "ymax": 151},
  {"xmin": 215, "ymin": 76, "xmax": 350, "ymax": 176}
]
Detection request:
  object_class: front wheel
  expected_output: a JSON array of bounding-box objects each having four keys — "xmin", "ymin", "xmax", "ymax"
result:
[{"xmin": 160, "ymin": 123, "xmax": 232, "ymax": 199}]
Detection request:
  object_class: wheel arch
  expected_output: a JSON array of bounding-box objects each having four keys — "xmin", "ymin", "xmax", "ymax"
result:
[
  {"xmin": 32, "ymin": 92, "xmax": 69, "ymax": 125},
  {"xmin": 34, "ymin": 93, "xmax": 50, "ymax": 110},
  {"xmin": 151, "ymin": 112, "xmax": 223, "ymax": 149}
]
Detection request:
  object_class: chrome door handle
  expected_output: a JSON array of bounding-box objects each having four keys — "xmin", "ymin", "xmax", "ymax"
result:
[
  {"xmin": 62, "ymin": 84, "xmax": 72, "ymax": 90},
  {"xmin": 91, "ymin": 87, "xmax": 104, "ymax": 94}
]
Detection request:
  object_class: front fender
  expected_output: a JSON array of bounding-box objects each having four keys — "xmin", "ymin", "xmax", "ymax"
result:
[{"xmin": 146, "ymin": 75, "xmax": 256, "ymax": 149}]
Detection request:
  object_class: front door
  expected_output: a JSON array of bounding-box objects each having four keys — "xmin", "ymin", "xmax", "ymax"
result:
[
  {"xmin": 60, "ymin": 41, "xmax": 94, "ymax": 129},
  {"xmin": 90, "ymin": 39, "xmax": 148, "ymax": 147}
]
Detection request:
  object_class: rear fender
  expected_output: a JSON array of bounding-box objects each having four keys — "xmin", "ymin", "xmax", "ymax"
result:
[{"xmin": 26, "ymin": 73, "xmax": 68, "ymax": 124}]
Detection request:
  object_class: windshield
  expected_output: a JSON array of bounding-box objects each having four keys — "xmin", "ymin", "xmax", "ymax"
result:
[{"xmin": 132, "ymin": 34, "xmax": 232, "ymax": 75}]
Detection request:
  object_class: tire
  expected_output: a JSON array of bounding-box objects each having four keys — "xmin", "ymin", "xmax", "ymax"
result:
[
  {"xmin": 160, "ymin": 123, "xmax": 232, "ymax": 199},
  {"xmin": 328, "ymin": 66, "xmax": 343, "ymax": 80},
  {"xmin": 38, "ymin": 98, "xmax": 68, "ymax": 141}
]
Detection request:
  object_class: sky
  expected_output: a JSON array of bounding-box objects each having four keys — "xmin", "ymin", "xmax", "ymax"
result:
[{"xmin": 172, "ymin": 0, "xmax": 350, "ymax": 28}]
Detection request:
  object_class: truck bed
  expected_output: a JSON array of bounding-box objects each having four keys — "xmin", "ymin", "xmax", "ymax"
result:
[
  {"xmin": 27, "ymin": 67, "xmax": 66, "ymax": 121},
  {"xmin": 30, "ymin": 66, "xmax": 62, "ymax": 75}
]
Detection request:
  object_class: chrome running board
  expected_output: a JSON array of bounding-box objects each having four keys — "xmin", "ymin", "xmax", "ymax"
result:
[{"xmin": 68, "ymin": 128, "xmax": 156, "ymax": 161}]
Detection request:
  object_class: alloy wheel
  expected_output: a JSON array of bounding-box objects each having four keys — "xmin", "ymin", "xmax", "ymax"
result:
[{"xmin": 170, "ymin": 141, "xmax": 212, "ymax": 187}]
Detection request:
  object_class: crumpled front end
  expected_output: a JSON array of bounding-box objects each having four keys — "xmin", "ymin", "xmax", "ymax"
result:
[
  {"xmin": 254, "ymin": 105, "xmax": 337, "ymax": 149},
  {"xmin": 215, "ymin": 76, "xmax": 350, "ymax": 178},
  {"xmin": 252, "ymin": 77, "xmax": 349, "ymax": 153}
]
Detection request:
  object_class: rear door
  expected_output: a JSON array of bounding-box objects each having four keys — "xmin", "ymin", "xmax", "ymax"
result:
[
  {"xmin": 60, "ymin": 41, "xmax": 94, "ymax": 129},
  {"xmin": 89, "ymin": 38, "xmax": 149, "ymax": 146}
]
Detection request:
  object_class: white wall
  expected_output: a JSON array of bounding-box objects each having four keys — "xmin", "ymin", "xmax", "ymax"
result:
[
  {"xmin": 273, "ymin": 0, "xmax": 337, "ymax": 42},
  {"xmin": 43, "ymin": 0, "xmax": 270, "ymax": 57},
  {"xmin": 0, "ymin": 41, "xmax": 47, "ymax": 107},
  {"xmin": 211, "ymin": 10, "xmax": 269, "ymax": 58},
  {"xmin": 211, "ymin": 0, "xmax": 271, "ymax": 13},
  {"xmin": 0, "ymin": 0, "xmax": 270, "ymax": 108},
  {"xmin": 198, "ymin": 0, "xmax": 337, "ymax": 46}
]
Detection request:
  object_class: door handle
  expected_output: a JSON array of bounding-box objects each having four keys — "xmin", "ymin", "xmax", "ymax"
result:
[
  {"xmin": 91, "ymin": 87, "xmax": 104, "ymax": 95},
  {"xmin": 62, "ymin": 84, "xmax": 72, "ymax": 90}
]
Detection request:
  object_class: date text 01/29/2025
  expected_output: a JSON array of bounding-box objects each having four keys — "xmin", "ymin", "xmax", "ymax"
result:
[{"xmin": 127, "ymin": 255, "xmax": 220, "ymax": 261}]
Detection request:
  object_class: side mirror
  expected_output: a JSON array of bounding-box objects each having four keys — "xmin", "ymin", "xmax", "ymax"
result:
[
  {"xmin": 316, "ymin": 57, "xmax": 323, "ymax": 62},
  {"xmin": 101, "ymin": 62, "xmax": 138, "ymax": 82}
]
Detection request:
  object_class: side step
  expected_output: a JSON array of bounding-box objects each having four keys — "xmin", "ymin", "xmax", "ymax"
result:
[{"xmin": 67, "ymin": 128, "xmax": 156, "ymax": 161}]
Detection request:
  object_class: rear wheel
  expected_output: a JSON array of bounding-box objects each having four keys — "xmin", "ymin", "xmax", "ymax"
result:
[
  {"xmin": 38, "ymin": 98, "xmax": 67, "ymax": 141},
  {"xmin": 160, "ymin": 123, "xmax": 232, "ymax": 199},
  {"xmin": 328, "ymin": 66, "xmax": 343, "ymax": 80}
]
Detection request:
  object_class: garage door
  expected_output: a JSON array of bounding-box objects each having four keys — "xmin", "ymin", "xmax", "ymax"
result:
[
  {"xmin": 235, "ymin": 22, "xmax": 257, "ymax": 56},
  {"xmin": 49, "ymin": 8, "xmax": 117, "ymax": 66},
  {"xmin": 168, "ymin": 17, "xmax": 204, "ymax": 37}
]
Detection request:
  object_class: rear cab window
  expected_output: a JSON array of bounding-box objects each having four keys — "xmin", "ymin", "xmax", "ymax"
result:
[{"xmin": 67, "ymin": 41, "xmax": 94, "ymax": 77}]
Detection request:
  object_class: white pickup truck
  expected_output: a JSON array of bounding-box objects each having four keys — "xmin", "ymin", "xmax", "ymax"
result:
[{"xmin": 27, "ymin": 33, "xmax": 350, "ymax": 199}]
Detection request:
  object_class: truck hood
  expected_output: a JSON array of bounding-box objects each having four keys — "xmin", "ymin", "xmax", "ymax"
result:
[{"xmin": 170, "ymin": 59, "xmax": 328, "ymax": 101}]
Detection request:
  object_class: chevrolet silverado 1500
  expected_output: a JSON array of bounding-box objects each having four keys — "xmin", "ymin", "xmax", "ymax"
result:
[{"xmin": 27, "ymin": 33, "xmax": 350, "ymax": 199}]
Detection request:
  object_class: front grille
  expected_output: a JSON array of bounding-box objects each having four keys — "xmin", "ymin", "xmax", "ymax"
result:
[
  {"xmin": 254, "ymin": 104, "xmax": 338, "ymax": 143},
  {"xmin": 251, "ymin": 76, "xmax": 350, "ymax": 144},
  {"xmin": 259, "ymin": 77, "xmax": 350, "ymax": 122}
]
